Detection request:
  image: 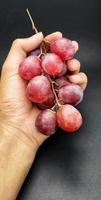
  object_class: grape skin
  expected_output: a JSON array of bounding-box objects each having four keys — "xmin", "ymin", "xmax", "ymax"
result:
[
  {"xmin": 50, "ymin": 38, "xmax": 75, "ymax": 60},
  {"xmin": 57, "ymin": 104, "xmax": 83, "ymax": 132},
  {"xmin": 37, "ymin": 91, "xmax": 55, "ymax": 109},
  {"xmin": 28, "ymin": 49, "xmax": 41, "ymax": 56},
  {"xmin": 26, "ymin": 75, "xmax": 51, "ymax": 103},
  {"xmin": 42, "ymin": 53, "xmax": 64, "ymax": 76},
  {"xmin": 56, "ymin": 76, "xmax": 70, "ymax": 88},
  {"xmin": 56, "ymin": 63, "xmax": 67, "ymax": 77},
  {"xmin": 35, "ymin": 109, "xmax": 57, "ymax": 135},
  {"xmin": 58, "ymin": 84, "xmax": 84, "ymax": 105},
  {"xmin": 19, "ymin": 56, "xmax": 42, "ymax": 80}
]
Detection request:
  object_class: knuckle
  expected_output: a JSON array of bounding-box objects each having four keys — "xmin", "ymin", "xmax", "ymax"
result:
[{"xmin": 12, "ymin": 38, "xmax": 21, "ymax": 47}]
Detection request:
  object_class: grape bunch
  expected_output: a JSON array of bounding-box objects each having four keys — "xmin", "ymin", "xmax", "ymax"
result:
[{"xmin": 19, "ymin": 10, "xmax": 84, "ymax": 136}]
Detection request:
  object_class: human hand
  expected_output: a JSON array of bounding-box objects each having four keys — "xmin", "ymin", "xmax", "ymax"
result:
[{"xmin": 0, "ymin": 32, "xmax": 88, "ymax": 150}]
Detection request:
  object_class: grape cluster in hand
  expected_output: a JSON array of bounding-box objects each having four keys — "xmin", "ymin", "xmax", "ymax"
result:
[{"xmin": 19, "ymin": 36, "xmax": 84, "ymax": 136}]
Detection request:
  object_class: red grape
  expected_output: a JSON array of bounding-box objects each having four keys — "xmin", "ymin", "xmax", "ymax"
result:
[
  {"xmin": 19, "ymin": 56, "xmax": 42, "ymax": 80},
  {"xmin": 28, "ymin": 48, "xmax": 41, "ymax": 56},
  {"xmin": 35, "ymin": 109, "xmax": 57, "ymax": 135},
  {"xmin": 56, "ymin": 63, "xmax": 67, "ymax": 77},
  {"xmin": 58, "ymin": 84, "xmax": 83, "ymax": 105},
  {"xmin": 26, "ymin": 75, "xmax": 51, "ymax": 103},
  {"xmin": 56, "ymin": 76, "xmax": 70, "ymax": 88},
  {"xmin": 42, "ymin": 53, "xmax": 64, "ymax": 76},
  {"xmin": 57, "ymin": 104, "xmax": 83, "ymax": 132},
  {"xmin": 50, "ymin": 38, "xmax": 75, "ymax": 60},
  {"xmin": 37, "ymin": 91, "xmax": 55, "ymax": 109}
]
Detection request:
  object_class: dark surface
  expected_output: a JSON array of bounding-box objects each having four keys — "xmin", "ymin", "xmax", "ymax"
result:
[{"xmin": 0, "ymin": 0, "xmax": 101, "ymax": 200}]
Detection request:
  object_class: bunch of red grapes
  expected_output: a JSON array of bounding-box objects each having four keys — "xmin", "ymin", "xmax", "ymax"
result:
[
  {"xmin": 19, "ymin": 9, "xmax": 84, "ymax": 136},
  {"xmin": 19, "ymin": 36, "xmax": 84, "ymax": 136}
]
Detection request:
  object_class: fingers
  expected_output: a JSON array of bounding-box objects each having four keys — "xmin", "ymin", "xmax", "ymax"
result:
[
  {"xmin": 2, "ymin": 32, "xmax": 43, "ymax": 77},
  {"xmin": 72, "ymin": 41, "xmax": 79, "ymax": 53},
  {"xmin": 67, "ymin": 58, "xmax": 80, "ymax": 74},
  {"xmin": 68, "ymin": 72, "xmax": 88, "ymax": 90},
  {"xmin": 44, "ymin": 31, "xmax": 62, "ymax": 42}
]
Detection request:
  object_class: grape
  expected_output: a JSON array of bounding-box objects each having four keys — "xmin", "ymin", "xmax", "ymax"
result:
[
  {"xmin": 28, "ymin": 48, "xmax": 41, "ymax": 56},
  {"xmin": 58, "ymin": 84, "xmax": 83, "ymax": 105},
  {"xmin": 19, "ymin": 56, "xmax": 42, "ymax": 80},
  {"xmin": 37, "ymin": 91, "xmax": 55, "ymax": 109},
  {"xmin": 50, "ymin": 38, "xmax": 75, "ymax": 60},
  {"xmin": 57, "ymin": 105, "xmax": 83, "ymax": 132},
  {"xmin": 56, "ymin": 76, "xmax": 70, "ymax": 88},
  {"xmin": 42, "ymin": 53, "xmax": 64, "ymax": 76},
  {"xmin": 56, "ymin": 63, "xmax": 67, "ymax": 77},
  {"xmin": 26, "ymin": 75, "xmax": 51, "ymax": 103},
  {"xmin": 35, "ymin": 109, "xmax": 57, "ymax": 135}
]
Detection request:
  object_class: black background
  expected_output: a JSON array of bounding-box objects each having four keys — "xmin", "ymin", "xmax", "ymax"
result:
[{"xmin": 0, "ymin": 0, "xmax": 101, "ymax": 199}]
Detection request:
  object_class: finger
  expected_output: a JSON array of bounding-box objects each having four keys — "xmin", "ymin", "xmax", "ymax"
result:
[
  {"xmin": 67, "ymin": 72, "xmax": 88, "ymax": 90},
  {"xmin": 67, "ymin": 59, "xmax": 80, "ymax": 74},
  {"xmin": 72, "ymin": 41, "xmax": 79, "ymax": 53},
  {"xmin": 2, "ymin": 32, "xmax": 43, "ymax": 77},
  {"xmin": 44, "ymin": 31, "xmax": 62, "ymax": 42}
]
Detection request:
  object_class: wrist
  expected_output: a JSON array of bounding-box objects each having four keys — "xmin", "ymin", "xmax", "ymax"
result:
[
  {"xmin": 0, "ymin": 121, "xmax": 39, "ymax": 152},
  {"xmin": 0, "ymin": 123, "xmax": 38, "ymax": 199}
]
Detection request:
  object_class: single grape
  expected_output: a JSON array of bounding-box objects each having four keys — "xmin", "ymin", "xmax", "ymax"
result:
[
  {"xmin": 26, "ymin": 75, "xmax": 51, "ymax": 103},
  {"xmin": 58, "ymin": 84, "xmax": 84, "ymax": 105},
  {"xmin": 57, "ymin": 104, "xmax": 83, "ymax": 132},
  {"xmin": 28, "ymin": 48, "xmax": 41, "ymax": 56},
  {"xmin": 19, "ymin": 56, "xmax": 42, "ymax": 80},
  {"xmin": 56, "ymin": 63, "xmax": 67, "ymax": 77},
  {"xmin": 50, "ymin": 38, "xmax": 75, "ymax": 60},
  {"xmin": 37, "ymin": 91, "xmax": 55, "ymax": 109},
  {"xmin": 35, "ymin": 109, "xmax": 57, "ymax": 136},
  {"xmin": 42, "ymin": 53, "xmax": 64, "ymax": 76},
  {"xmin": 55, "ymin": 76, "xmax": 70, "ymax": 88}
]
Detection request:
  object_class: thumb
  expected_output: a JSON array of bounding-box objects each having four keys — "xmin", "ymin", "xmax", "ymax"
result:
[{"xmin": 1, "ymin": 32, "xmax": 43, "ymax": 78}]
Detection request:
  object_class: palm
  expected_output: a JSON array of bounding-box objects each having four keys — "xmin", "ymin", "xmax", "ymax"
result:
[{"xmin": 0, "ymin": 73, "xmax": 48, "ymax": 147}]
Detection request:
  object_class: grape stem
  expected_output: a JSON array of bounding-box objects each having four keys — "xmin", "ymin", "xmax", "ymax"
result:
[
  {"xmin": 26, "ymin": 8, "xmax": 38, "ymax": 34},
  {"xmin": 26, "ymin": 8, "xmax": 43, "ymax": 55},
  {"xmin": 26, "ymin": 8, "xmax": 61, "ymax": 109},
  {"xmin": 47, "ymin": 75, "xmax": 61, "ymax": 108},
  {"xmin": 26, "ymin": 9, "xmax": 48, "ymax": 56}
]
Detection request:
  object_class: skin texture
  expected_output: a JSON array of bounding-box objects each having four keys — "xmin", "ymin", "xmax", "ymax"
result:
[{"xmin": 0, "ymin": 32, "xmax": 88, "ymax": 199}]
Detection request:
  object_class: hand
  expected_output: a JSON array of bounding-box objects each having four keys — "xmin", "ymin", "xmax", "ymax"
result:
[{"xmin": 0, "ymin": 32, "xmax": 88, "ymax": 150}]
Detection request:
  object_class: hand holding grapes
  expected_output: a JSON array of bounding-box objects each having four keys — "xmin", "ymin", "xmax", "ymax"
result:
[
  {"xmin": 0, "ymin": 32, "xmax": 87, "ymax": 150},
  {"xmin": 0, "ymin": 31, "xmax": 87, "ymax": 199}
]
